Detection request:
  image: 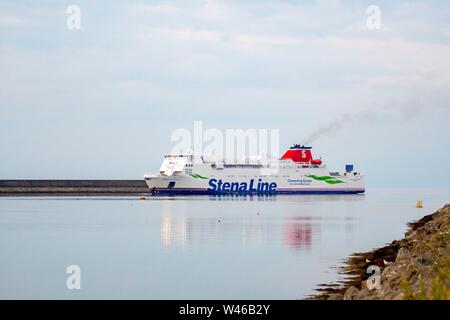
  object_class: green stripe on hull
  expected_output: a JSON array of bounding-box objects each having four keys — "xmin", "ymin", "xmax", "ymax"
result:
[
  {"xmin": 305, "ymin": 174, "xmax": 345, "ymax": 184},
  {"xmin": 189, "ymin": 173, "xmax": 208, "ymax": 179}
]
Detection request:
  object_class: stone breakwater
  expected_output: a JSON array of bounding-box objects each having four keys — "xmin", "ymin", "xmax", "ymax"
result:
[
  {"xmin": 0, "ymin": 180, "xmax": 149, "ymax": 195},
  {"xmin": 313, "ymin": 204, "xmax": 450, "ymax": 300}
]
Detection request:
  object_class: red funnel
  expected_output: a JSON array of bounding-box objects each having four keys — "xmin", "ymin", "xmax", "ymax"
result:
[{"xmin": 281, "ymin": 145, "xmax": 313, "ymax": 163}]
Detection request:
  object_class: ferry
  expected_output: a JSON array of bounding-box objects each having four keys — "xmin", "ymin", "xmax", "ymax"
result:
[{"xmin": 144, "ymin": 144, "xmax": 365, "ymax": 195}]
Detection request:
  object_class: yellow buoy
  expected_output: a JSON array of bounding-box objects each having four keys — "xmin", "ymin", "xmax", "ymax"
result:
[
  {"xmin": 139, "ymin": 195, "xmax": 146, "ymax": 200},
  {"xmin": 416, "ymin": 200, "xmax": 423, "ymax": 208}
]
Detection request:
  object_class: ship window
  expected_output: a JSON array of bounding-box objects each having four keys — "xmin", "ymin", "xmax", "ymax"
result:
[{"xmin": 168, "ymin": 181, "xmax": 176, "ymax": 189}]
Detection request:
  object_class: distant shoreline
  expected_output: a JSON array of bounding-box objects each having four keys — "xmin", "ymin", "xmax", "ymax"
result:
[{"xmin": 312, "ymin": 204, "xmax": 450, "ymax": 300}]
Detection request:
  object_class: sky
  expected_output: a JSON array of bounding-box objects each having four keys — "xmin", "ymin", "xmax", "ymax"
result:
[{"xmin": 0, "ymin": 0, "xmax": 449, "ymax": 187}]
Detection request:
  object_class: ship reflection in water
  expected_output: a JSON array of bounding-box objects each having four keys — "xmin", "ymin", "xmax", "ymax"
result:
[
  {"xmin": 284, "ymin": 217, "xmax": 314, "ymax": 250},
  {"xmin": 160, "ymin": 196, "xmax": 330, "ymax": 251}
]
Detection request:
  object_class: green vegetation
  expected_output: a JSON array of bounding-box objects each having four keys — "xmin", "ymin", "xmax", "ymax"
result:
[{"xmin": 432, "ymin": 250, "xmax": 450, "ymax": 299}]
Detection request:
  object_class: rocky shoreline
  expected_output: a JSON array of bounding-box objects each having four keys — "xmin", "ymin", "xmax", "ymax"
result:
[{"xmin": 312, "ymin": 204, "xmax": 450, "ymax": 300}]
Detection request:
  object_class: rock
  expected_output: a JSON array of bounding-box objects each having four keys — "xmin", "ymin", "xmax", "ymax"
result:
[
  {"xmin": 373, "ymin": 288, "xmax": 388, "ymax": 298},
  {"xmin": 381, "ymin": 265, "xmax": 399, "ymax": 284},
  {"xmin": 406, "ymin": 230, "xmax": 418, "ymax": 240},
  {"xmin": 355, "ymin": 288, "xmax": 371, "ymax": 300},
  {"xmin": 418, "ymin": 250, "xmax": 434, "ymax": 265},
  {"xmin": 343, "ymin": 286, "xmax": 360, "ymax": 300},
  {"xmin": 381, "ymin": 265, "xmax": 393, "ymax": 277},
  {"xmin": 360, "ymin": 281, "xmax": 369, "ymax": 290},
  {"xmin": 381, "ymin": 290, "xmax": 400, "ymax": 300},
  {"xmin": 395, "ymin": 247, "xmax": 411, "ymax": 262},
  {"xmin": 424, "ymin": 223, "xmax": 437, "ymax": 234},
  {"xmin": 327, "ymin": 293, "xmax": 343, "ymax": 300},
  {"xmin": 393, "ymin": 293, "xmax": 404, "ymax": 300}
]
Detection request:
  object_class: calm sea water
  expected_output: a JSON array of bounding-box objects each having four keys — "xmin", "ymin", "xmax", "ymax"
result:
[{"xmin": 0, "ymin": 188, "xmax": 448, "ymax": 299}]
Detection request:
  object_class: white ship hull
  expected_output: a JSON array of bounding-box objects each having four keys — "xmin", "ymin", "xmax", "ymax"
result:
[{"xmin": 144, "ymin": 163, "xmax": 364, "ymax": 195}]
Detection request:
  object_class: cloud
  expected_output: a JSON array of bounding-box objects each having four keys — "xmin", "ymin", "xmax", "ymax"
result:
[
  {"xmin": 0, "ymin": 15, "xmax": 27, "ymax": 27},
  {"xmin": 133, "ymin": 4, "xmax": 179, "ymax": 14},
  {"xmin": 158, "ymin": 27, "xmax": 221, "ymax": 42},
  {"xmin": 234, "ymin": 34, "xmax": 303, "ymax": 47}
]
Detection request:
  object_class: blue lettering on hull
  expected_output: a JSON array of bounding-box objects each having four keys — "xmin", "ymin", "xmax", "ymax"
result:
[{"xmin": 208, "ymin": 178, "xmax": 277, "ymax": 194}]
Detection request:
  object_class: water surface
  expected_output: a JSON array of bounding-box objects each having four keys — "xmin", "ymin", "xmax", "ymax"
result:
[{"xmin": 0, "ymin": 188, "xmax": 448, "ymax": 299}]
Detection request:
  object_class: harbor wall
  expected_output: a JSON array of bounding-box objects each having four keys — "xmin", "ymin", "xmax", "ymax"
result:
[{"xmin": 0, "ymin": 180, "xmax": 149, "ymax": 194}]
